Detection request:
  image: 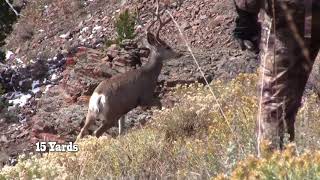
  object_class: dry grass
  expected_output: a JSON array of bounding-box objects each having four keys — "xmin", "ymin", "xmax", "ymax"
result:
[
  {"xmin": 1, "ymin": 73, "xmax": 320, "ymax": 179},
  {"xmin": 216, "ymin": 143, "xmax": 320, "ymax": 180}
]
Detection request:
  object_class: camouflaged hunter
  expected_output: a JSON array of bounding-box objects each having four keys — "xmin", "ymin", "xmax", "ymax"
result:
[{"xmin": 233, "ymin": 0, "xmax": 320, "ymax": 150}]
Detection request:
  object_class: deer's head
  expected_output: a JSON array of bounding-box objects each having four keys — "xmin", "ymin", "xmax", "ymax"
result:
[
  {"xmin": 136, "ymin": 1, "xmax": 182, "ymax": 61},
  {"xmin": 146, "ymin": 32, "xmax": 182, "ymax": 61}
]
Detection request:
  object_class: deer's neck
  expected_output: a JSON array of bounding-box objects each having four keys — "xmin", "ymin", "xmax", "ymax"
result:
[{"xmin": 142, "ymin": 52, "xmax": 163, "ymax": 78}]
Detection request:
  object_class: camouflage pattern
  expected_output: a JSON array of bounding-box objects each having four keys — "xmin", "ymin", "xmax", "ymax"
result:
[
  {"xmin": 233, "ymin": 0, "xmax": 261, "ymax": 13},
  {"xmin": 235, "ymin": 0, "xmax": 320, "ymax": 149}
]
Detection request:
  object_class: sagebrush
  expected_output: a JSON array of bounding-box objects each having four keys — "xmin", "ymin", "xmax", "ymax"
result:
[{"xmin": 1, "ymin": 73, "xmax": 320, "ymax": 179}]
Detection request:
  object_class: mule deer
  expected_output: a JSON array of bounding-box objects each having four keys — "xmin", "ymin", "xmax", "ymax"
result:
[{"xmin": 77, "ymin": 10, "xmax": 181, "ymax": 139}]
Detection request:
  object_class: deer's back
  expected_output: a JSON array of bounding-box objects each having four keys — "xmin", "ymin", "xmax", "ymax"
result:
[{"xmin": 94, "ymin": 69, "xmax": 156, "ymax": 116}]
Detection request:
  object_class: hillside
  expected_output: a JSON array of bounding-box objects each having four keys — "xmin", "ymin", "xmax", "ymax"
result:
[
  {"xmin": 1, "ymin": 73, "xmax": 320, "ymax": 179},
  {"xmin": 1, "ymin": 0, "xmax": 320, "ymax": 179}
]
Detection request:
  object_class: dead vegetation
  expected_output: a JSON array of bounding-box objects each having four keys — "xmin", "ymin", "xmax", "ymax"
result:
[{"xmin": 2, "ymin": 73, "xmax": 320, "ymax": 179}]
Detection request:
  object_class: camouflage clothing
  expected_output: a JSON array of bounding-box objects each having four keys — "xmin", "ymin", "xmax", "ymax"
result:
[{"xmin": 234, "ymin": 0, "xmax": 320, "ymax": 150}]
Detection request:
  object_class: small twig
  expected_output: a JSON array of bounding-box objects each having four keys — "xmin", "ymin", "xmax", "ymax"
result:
[{"xmin": 5, "ymin": 0, "xmax": 21, "ymax": 16}]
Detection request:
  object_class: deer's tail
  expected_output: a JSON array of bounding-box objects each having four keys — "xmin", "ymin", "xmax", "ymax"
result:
[{"xmin": 88, "ymin": 92, "xmax": 106, "ymax": 113}]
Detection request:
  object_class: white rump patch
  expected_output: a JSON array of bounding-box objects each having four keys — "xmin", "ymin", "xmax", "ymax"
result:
[{"xmin": 89, "ymin": 92, "xmax": 106, "ymax": 113}]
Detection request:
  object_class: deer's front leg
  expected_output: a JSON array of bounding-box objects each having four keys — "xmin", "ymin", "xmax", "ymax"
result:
[
  {"xmin": 93, "ymin": 119, "xmax": 113, "ymax": 138},
  {"xmin": 118, "ymin": 116, "xmax": 126, "ymax": 135}
]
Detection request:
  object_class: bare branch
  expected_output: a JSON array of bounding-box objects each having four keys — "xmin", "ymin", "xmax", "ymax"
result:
[{"xmin": 5, "ymin": 0, "xmax": 21, "ymax": 16}]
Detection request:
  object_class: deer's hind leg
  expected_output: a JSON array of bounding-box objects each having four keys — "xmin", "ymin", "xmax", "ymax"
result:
[
  {"xmin": 118, "ymin": 116, "xmax": 126, "ymax": 135},
  {"xmin": 77, "ymin": 111, "xmax": 96, "ymax": 139}
]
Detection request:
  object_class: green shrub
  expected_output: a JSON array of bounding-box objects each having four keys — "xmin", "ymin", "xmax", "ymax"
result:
[
  {"xmin": 115, "ymin": 9, "xmax": 136, "ymax": 43},
  {"xmin": 104, "ymin": 9, "xmax": 136, "ymax": 47}
]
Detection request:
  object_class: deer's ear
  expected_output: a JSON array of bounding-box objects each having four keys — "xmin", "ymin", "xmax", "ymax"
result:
[{"xmin": 147, "ymin": 32, "xmax": 157, "ymax": 45}]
